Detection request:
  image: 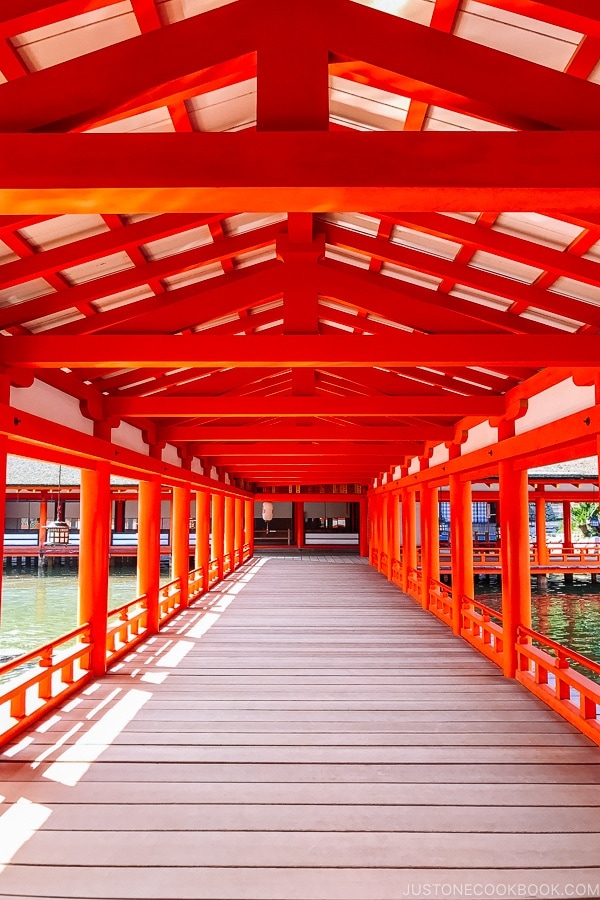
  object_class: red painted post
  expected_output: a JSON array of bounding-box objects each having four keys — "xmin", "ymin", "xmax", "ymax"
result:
[
  {"xmin": 359, "ymin": 497, "xmax": 368, "ymax": 557},
  {"xmin": 388, "ymin": 493, "xmax": 399, "ymax": 580},
  {"xmin": 212, "ymin": 493, "xmax": 225, "ymax": 581},
  {"xmin": 235, "ymin": 497, "xmax": 244, "ymax": 567},
  {"xmin": 449, "ymin": 475, "xmax": 473, "ymax": 636},
  {"xmin": 420, "ymin": 485, "xmax": 439, "ymax": 609},
  {"xmin": 172, "ymin": 485, "xmax": 190, "ymax": 608},
  {"xmin": 195, "ymin": 491, "xmax": 211, "ymax": 590},
  {"xmin": 38, "ymin": 493, "xmax": 47, "ymax": 547},
  {"xmin": 401, "ymin": 489, "xmax": 417, "ymax": 594},
  {"xmin": 0, "ymin": 437, "xmax": 9, "ymax": 629},
  {"xmin": 562, "ymin": 500, "xmax": 572, "ymax": 551},
  {"xmin": 535, "ymin": 493, "xmax": 549, "ymax": 568},
  {"xmin": 499, "ymin": 461, "xmax": 532, "ymax": 678},
  {"xmin": 224, "ymin": 495, "xmax": 235, "ymax": 574},
  {"xmin": 380, "ymin": 493, "xmax": 389, "ymax": 574},
  {"xmin": 138, "ymin": 478, "xmax": 161, "ymax": 634},
  {"xmin": 295, "ymin": 500, "xmax": 305, "ymax": 549},
  {"xmin": 244, "ymin": 498, "xmax": 254, "ymax": 558},
  {"xmin": 79, "ymin": 463, "xmax": 110, "ymax": 676}
]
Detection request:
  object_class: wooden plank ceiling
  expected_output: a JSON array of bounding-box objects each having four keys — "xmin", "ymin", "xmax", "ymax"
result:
[{"xmin": 0, "ymin": 0, "xmax": 600, "ymax": 488}]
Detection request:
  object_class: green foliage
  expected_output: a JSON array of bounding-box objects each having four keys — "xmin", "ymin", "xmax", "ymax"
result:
[{"xmin": 571, "ymin": 502, "xmax": 600, "ymax": 538}]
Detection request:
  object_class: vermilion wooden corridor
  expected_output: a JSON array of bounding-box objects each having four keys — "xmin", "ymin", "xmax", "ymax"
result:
[{"xmin": 0, "ymin": 557, "xmax": 599, "ymax": 900}]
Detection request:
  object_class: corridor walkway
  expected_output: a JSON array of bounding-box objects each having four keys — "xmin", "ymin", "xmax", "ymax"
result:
[{"xmin": 0, "ymin": 557, "xmax": 599, "ymax": 899}]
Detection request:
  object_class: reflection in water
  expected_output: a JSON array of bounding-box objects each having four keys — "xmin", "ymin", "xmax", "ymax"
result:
[
  {"xmin": 476, "ymin": 574, "xmax": 600, "ymax": 680},
  {"xmin": 0, "ymin": 563, "xmax": 170, "ymax": 660}
]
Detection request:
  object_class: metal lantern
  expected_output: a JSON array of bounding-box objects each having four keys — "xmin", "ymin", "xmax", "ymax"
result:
[
  {"xmin": 44, "ymin": 519, "xmax": 70, "ymax": 545},
  {"xmin": 262, "ymin": 501, "xmax": 274, "ymax": 534}
]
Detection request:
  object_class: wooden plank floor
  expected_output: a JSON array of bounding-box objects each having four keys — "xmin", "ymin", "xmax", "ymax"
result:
[{"xmin": 1, "ymin": 555, "xmax": 599, "ymax": 900}]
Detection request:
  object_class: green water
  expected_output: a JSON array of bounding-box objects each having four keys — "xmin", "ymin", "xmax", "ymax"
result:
[
  {"xmin": 0, "ymin": 562, "xmax": 171, "ymax": 661},
  {"xmin": 475, "ymin": 575, "xmax": 600, "ymax": 680}
]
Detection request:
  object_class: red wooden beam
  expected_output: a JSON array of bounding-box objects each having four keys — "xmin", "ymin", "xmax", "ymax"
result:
[
  {"xmin": 3, "ymin": 333, "xmax": 600, "ymax": 368},
  {"xmin": 192, "ymin": 442, "xmax": 422, "ymax": 457},
  {"xmin": 159, "ymin": 424, "xmax": 454, "ymax": 442},
  {"xmin": 104, "ymin": 395, "xmax": 506, "ymax": 418},
  {"xmin": 2, "ymin": 133, "xmax": 600, "ymax": 214}
]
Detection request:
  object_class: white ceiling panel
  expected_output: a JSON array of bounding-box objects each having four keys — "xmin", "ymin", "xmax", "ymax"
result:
[
  {"xmin": 325, "ymin": 246, "xmax": 371, "ymax": 270},
  {"xmin": 455, "ymin": 1, "xmax": 582, "ymax": 71},
  {"xmin": 391, "ymin": 225, "xmax": 462, "ymax": 260},
  {"xmin": 450, "ymin": 285, "xmax": 512, "ymax": 311},
  {"xmin": 158, "ymin": 0, "xmax": 237, "ymax": 25},
  {"xmin": 330, "ymin": 76, "xmax": 410, "ymax": 131},
  {"xmin": 142, "ymin": 225, "xmax": 213, "ymax": 261},
  {"xmin": 186, "ymin": 79, "xmax": 256, "ymax": 132},
  {"xmin": 62, "ymin": 251, "xmax": 135, "ymax": 285},
  {"xmin": 26, "ymin": 309, "xmax": 85, "ymax": 333},
  {"xmin": 492, "ymin": 213, "xmax": 584, "ymax": 250},
  {"xmin": 0, "ymin": 240, "xmax": 20, "ymax": 264},
  {"xmin": 19, "ymin": 215, "xmax": 110, "ymax": 252},
  {"xmin": 349, "ymin": 0, "xmax": 434, "ymax": 26},
  {"xmin": 163, "ymin": 262, "xmax": 224, "ymax": 288},
  {"xmin": 235, "ymin": 247, "xmax": 278, "ymax": 268},
  {"xmin": 550, "ymin": 277, "xmax": 600, "ymax": 307},
  {"xmin": 92, "ymin": 285, "xmax": 156, "ymax": 312},
  {"xmin": 0, "ymin": 278, "xmax": 56, "ymax": 308},
  {"xmin": 469, "ymin": 250, "xmax": 544, "ymax": 284},
  {"xmin": 519, "ymin": 307, "xmax": 583, "ymax": 332},
  {"xmin": 424, "ymin": 106, "xmax": 513, "ymax": 132},
  {"xmin": 225, "ymin": 213, "xmax": 286, "ymax": 236},
  {"xmin": 12, "ymin": 2, "xmax": 140, "ymax": 71},
  {"xmin": 380, "ymin": 262, "xmax": 442, "ymax": 289},
  {"xmin": 319, "ymin": 214, "xmax": 381, "ymax": 237}
]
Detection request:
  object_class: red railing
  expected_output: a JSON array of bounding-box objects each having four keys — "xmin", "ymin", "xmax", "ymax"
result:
[
  {"xmin": 223, "ymin": 552, "xmax": 233, "ymax": 576},
  {"xmin": 461, "ymin": 596, "xmax": 504, "ymax": 667},
  {"xmin": 158, "ymin": 578, "xmax": 182, "ymax": 623},
  {"xmin": 0, "ymin": 624, "xmax": 92, "ymax": 743},
  {"xmin": 208, "ymin": 557, "xmax": 220, "ymax": 587},
  {"xmin": 428, "ymin": 578, "xmax": 454, "ymax": 627},
  {"xmin": 391, "ymin": 557, "xmax": 402, "ymax": 587},
  {"xmin": 516, "ymin": 625, "xmax": 600, "ymax": 745},
  {"xmin": 242, "ymin": 542, "xmax": 251, "ymax": 562},
  {"xmin": 188, "ymin": 566, "xmax": 204, "ymax": 601},
  {"xmin": 371, "ymin": 547, "xmax": 379, "ymax": 567},
  {"xmin": 406, "ymin": 566, "xmax": 421, "ymax": 602},
  {"xmin": 379, "ymin": 551, "xmax": 388, "ymax": 574},
  {"xmin": 106, "ymin": 595, "xmax": 149, "ymax": 663}
]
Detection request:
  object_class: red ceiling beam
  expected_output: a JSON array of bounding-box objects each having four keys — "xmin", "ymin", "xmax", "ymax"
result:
[
  {"xmin": 320, "ymin": 229, "xmax": 600, "ymax": 329},
  {"xmin": 104, "ymin": 395, "xmax": 506, "ymax": 418},
  {"xmin": 2, "ymin": 132, "xmax": 600, "ymax": 214},
  {"xmin": 159, "ymin": 424, "xmax": 454, "ymax": 442},
  {"xmin": 3, "ymin": 333, "xmax": 600, "ymax": 368},
  {"xmin": 474, "ymin": 0, "xmax": 600, "ymax": 36},
  {"xmin": 381, "ymin": 212, "xmax": 600, "ymax": 291},
  {"xmin": 192, "ymin": 442, "xmax": 422, "ymax": 457}
]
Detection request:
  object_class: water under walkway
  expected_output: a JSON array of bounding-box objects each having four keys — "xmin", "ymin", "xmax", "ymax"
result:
[{"xmin": 0, "ymin": 556, "xmax": 599, "ymax": 899}]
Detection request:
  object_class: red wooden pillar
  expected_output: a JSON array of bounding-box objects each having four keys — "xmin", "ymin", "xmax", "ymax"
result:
[
  {"xmin": 0, "ymin": 437, "xmax": 8, "ymax": 629},
  {"xmin": 138, "ymin": 478, "xmax": 161, "ymax": 634},
  {"xmin": 295, "ymin": 500, "xmax": 305, "ymax": 549},
  {"xmin": 562, "ymin": 500, "xmax": 572, "ymax": 551},
  {"xmin": 114, "ymin": 498, "xmax": 126, "ymax": 532},
  {"xmin": 535, "ymin": 493, "xmax": 549, "ymax": 568},
  {"xmin": 449, "ymin": 475, "xmax": 473, "ymax": 636},
  {"xmin": 224, "ymin": 496, "xmax": 235, "ymax": 574},
  {"xmin": 212, "ymin": 493, "xmax": 225, "ymax": 581},
  {"xmin": 420, "ymin": 485, "xmax": 440, "ymax": 610},
  {"xmin": 235, "ymin": 497, "xmax": 244, "ymax": 567},
  {"xmin": 499, "ymin": 461, "xmax": 532, "ymax": 678},
  {"xmin": 195, "ymin": 490, "xmax": 210, "ymax": 590},
  {"xmin": 244, "ymin": 498, "xmax": 254, "ymax": 558},
  {"xmin": 401, "ymin": 489, "xmax": 417, "ymax": 594},
  {"xmin": 38, "ymin": 493, "xmax": 47, "ymax": 547},
  {"xmin": 79, "ymin": 463, "xmax": 111, "ymax": 676},
  {"xmin": 172, "ymin": 485, "xmax": 191, "ymax": 608},
  {"xmin": 380, "ymin": 493, "xmax": 389, "ymax": 574},
  {"xmin": 388, "ymin": 493, "xmax": 399, "ymax": 580},
  {"xmin": 359, "ymin": 497, "xmax": 368, "ymax": 557}
]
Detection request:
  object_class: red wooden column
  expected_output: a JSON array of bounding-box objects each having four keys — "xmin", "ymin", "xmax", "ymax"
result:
[
  {"xmin": 224, "ymin": 495, "xmax": 235, "ymax": 574},
  {"xmin": 79, "ymin": 463, "xmax": 111, "ymax": 676},
  {"xmin": 449, "ymin": 475, "xmax": 473, "ymax": 635},
  {"xmin": 244, "ymin": 498, "xmax": 254, "ymax": 558},
  {"xmin": 359, "ymin": 497, "xmax": 368, "ymax": 557},
  {"xmin": 172, "ymin": 485, "xmax": 191, "ymax": 608},
  {"xmin": 562, "ymin": 501, "xmax": 573, "ymax": 551},
  {"xmin": 235, "ymin": 497, "xmax": 244, "ymax": 567},
  {"xmin": 138, "ymin": 478, "xmax": 161, "ymax": 634},
  {"xmin": 212, "ymin": 493, "xmax": 225, "ymax": 581},
  {"xmin": 499, "ymin": 461, "xmax": 532, "ymax": 678},
  {"xmin": 388, "ymin": 492, "xmax": 400, "ymax": 580},
  {"xmin": 380, "ymin": 493, "xmax": 389, "ymax": 574},
  {"xmin": 420, "ymin": 484, "xmax": 440, "ymax": 610},
  {"xmin": 534, "ymin": 494, "xmax": 549, "ymax": 568},
  {"xmin": 401, "ymin": 489, "xmax": 417, "ymax": 594},
  {"xmin": 295, "ymin": 501, "xmax": 305, "ymax": 549},
  {"xmin": 114, "ymin": 498, "xmax": 126, "ymax": 532},
  {"xmin": 0, "ymin": 436, "xmax": 8, "ymax": 628},
  {"xmin": 195, "ymin": 490, "xmax": 210, "ymax": 591},
  {"xmin": 38, "ymin": 492, "xmax": 47, "ymax": 547}
]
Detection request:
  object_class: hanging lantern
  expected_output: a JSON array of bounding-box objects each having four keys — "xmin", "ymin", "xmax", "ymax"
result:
[
  {"xmin": 43, "ymin": 465, "xmax": 70, "ymax": 546},
  {"xmin": 262, "ymin": 501, "xmax": 274, "ymax": 534}
]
